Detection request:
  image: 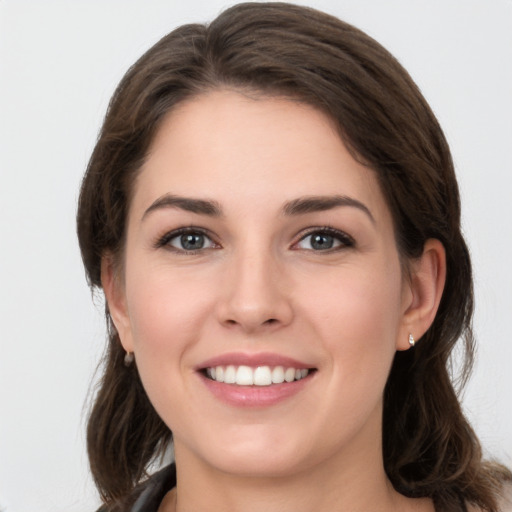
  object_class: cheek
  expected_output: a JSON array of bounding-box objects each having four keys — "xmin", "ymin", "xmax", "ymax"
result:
[
  {"xmin": 123, "ymin": 265, "xmax": 216, "ymax": 407},
  {"xmin": 123, "ymin": 268, "xmax": 215, "ymax": 426},
  {"xmin": 125, "ymin": 263, "xmax": 213, "ymax": 349},
  {"xmin": 300, "ymin": 261, "xmax": 404, "ymax": 367},
  {"xmin": 302, "ymin": 265, "xmax": 403, "ymax": 428}
]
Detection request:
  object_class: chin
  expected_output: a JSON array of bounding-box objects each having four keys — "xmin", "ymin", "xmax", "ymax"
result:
[
  {"xmin": 207, "ymin": 446, "xmax": 309, "ymax": 478},
  {"xmin": 176, "ymin": 426, "xmax": 314, "ymax": 479}
]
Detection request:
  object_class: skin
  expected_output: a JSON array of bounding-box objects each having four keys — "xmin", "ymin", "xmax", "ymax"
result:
[{"xmin": 103, "ymin": 90, "xmax": 446, "ymax": 512}]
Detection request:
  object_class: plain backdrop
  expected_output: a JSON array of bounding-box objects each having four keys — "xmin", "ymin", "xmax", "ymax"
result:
[{"xmin": 0, "ymin": 1, "xmax": 511, "ymax": 511}]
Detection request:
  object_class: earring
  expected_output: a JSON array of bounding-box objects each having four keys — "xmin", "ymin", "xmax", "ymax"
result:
[
  {"xmin": 408, "ymin": 334, "xmax": 415, "ymax": 348},
  {"xmin": 124, "ymin": 351, "xmax": 134, "ymax": 366}
]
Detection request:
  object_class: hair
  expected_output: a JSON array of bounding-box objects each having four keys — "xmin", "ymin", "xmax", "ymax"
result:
[{"xmin": 77, "ymin": 2, "xmax": 511, "ymax": 511}]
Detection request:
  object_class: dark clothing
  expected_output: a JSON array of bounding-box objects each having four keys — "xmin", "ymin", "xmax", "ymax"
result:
[{"xmin": 96, "ymin": 464, "xmax": 175, "ymax": 512}]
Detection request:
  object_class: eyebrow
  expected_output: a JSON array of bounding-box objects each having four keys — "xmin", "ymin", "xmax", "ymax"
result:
[
  {"xmin": 142, "ymin": 194, "xmax": 223, "ymax": 220},
  {"xmin": 142, "ymin": 193, "xmax": 374, "ymax": 223},
  {"xmin": 282, "ymin": 195, "xmax": 375, "ymax": 223}
]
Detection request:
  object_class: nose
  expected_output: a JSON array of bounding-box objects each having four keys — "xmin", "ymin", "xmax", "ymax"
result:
[{"xmin": 216, "ymin": 247, "xmax": 294, "ymax": 333}]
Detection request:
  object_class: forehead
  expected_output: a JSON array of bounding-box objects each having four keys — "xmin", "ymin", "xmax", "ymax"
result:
[{"xmin": 132, "ymin": 90, "xmax": 387, "ymax": 219}]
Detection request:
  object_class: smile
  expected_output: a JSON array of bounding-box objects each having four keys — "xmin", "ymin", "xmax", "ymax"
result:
[{"xmin": 205, "ymin": 365, "xmax": 310, "ymax": 386}]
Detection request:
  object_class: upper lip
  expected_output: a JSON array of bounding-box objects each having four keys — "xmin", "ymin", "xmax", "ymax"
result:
[{"xmin": 196, "ymin": 352, "xmax": 314, "ymax": 370}]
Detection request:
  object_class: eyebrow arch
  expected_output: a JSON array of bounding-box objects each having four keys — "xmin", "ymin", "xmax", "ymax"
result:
[
  {"xmin": 142, "ymin": 194, "xmax": 223, "ymax": 220},
  {"xmin": 282, "ymin": 195, "xmax": 375, "ymax": 223}
]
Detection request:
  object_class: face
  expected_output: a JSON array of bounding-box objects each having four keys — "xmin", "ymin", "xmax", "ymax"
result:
[{"xmin": 108, "ymin": 90, "xmax": 415, "ymax": 479}]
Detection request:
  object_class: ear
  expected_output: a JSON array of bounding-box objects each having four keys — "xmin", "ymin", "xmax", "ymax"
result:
[
  {"xmin": 397, "ymin": 239, "xmax": 447, "ymax": 351},
  {"xmin": 101, "ymin": 253, "xmax": 134, "ymax": 353}
]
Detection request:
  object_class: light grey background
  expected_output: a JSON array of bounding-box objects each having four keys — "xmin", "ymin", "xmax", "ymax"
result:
[{"xmin": 1, "ymin": 1, "xmax": 511, "ymax": 511}]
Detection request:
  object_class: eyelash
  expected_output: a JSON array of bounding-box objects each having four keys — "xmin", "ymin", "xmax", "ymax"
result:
[
  {"xmin": 293, "ymin": 226, "xmax": 355, "ymax": 252},
  {"xmin": 154, "ymin": 227, "xmax": 218, "ymax": 254},
  {"xmin": 154, "ymin": 226, "xmax": 355, "ymax": 254}
]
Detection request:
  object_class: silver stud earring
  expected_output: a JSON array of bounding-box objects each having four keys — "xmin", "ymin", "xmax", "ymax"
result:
[
  {"xmin": 408, "ymin": 334, "xmax": 415, "ymax": 348},
  {"xmin": 124, "ymin": 351, "xmax": 135, "ymax": 366}
]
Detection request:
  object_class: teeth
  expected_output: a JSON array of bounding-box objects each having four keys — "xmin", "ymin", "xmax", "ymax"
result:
[
  {"xmin": 254, "ymin": 366, "xmax": 272, "ymax": 386},
  {"xmin": 284, "ymin": 367, "xmax": 296, "ymax": 382},
  {"xmin": 224, "ymin": 365, "xmax": 236, "ymax": 384},
  {"xmin": 271, "ymin": 366, "xmax": 285, "ymax": 384},
  {"xmin": 206, "ymin": 365, "xmax": 310, "ymax": 386},
  {"xmin": 236, "ymin": 365, "xmax": 254, "ymax": 385}
]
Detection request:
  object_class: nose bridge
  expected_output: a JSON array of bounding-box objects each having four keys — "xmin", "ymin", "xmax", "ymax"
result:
[{"xmin": 218, "ymin": 239, "xmax": 292, "ymax": 331}]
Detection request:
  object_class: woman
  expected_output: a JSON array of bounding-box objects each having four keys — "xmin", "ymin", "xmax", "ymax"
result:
[{"xmin": 77, "ymin": 2, "xmax": 511, "ymax": 511}]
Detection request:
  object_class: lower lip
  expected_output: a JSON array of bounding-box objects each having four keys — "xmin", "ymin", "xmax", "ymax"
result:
[{"xmin": 199, "ymin": 373, "xmax": 313, "ymax": 407}]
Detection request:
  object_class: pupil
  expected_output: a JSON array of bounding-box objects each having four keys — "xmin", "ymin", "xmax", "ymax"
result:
[
  {"xmin": 181, "ymin": 233, "xmax": 204, "ymax": 250},
  {"xmin": 311, "ymin": 233, "xmax": 333, "ymax": 250}
]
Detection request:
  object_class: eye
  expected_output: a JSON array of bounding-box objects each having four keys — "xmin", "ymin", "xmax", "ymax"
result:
[
  {"xmin": 157, "ymin": 228, "xmax": 218, "ymax": 253},
  {"xmin": 294, "ymin": 228, "xmax": 354, "ymax": 251}
]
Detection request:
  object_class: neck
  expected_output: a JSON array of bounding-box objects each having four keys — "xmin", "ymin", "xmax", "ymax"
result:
[
  {"xmin": 163, "ymin": 418, "xmax": 433, "ymax": 512},
  {"xmin": 174, "ymin": 453, "xmax": 391, "ymax": 512}
]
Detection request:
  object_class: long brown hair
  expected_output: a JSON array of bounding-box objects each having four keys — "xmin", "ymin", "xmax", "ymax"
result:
[{"xmin": 77, "ymin": 3, "xmax": 510, "ymax": 510}]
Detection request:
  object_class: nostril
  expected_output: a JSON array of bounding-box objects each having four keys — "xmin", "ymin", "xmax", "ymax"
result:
[{"xmin": 264, "ymin": 318, "xmax": 278, "ymax": 325}]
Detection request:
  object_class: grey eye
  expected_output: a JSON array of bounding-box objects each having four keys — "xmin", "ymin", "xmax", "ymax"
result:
[
  {"xmin": 180, "ymin": 233, "xmax": 206, "ymax": 250},
  {"xmin": 168, "ymin": 231, "xmax": 216, "ymax": 251},
  {"xmin": 295, "ymin": 229, "xmax": 354, "ymax": 251},
  {"xmin": 309, "ymin": 233, "xmax": 335, "ymax": 250},
  {"xmin": 297, "ymin": 232, "xmax": 341, "ymax": 251}
]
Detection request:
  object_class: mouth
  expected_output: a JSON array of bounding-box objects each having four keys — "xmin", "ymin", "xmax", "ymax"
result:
[
  {"xmin": 202, "ymin": 365, "xmax": 315, "ymax": 386},
  {"xmin": 196, "ymin": 352, "xmax": 317, "ymax": 406}
]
